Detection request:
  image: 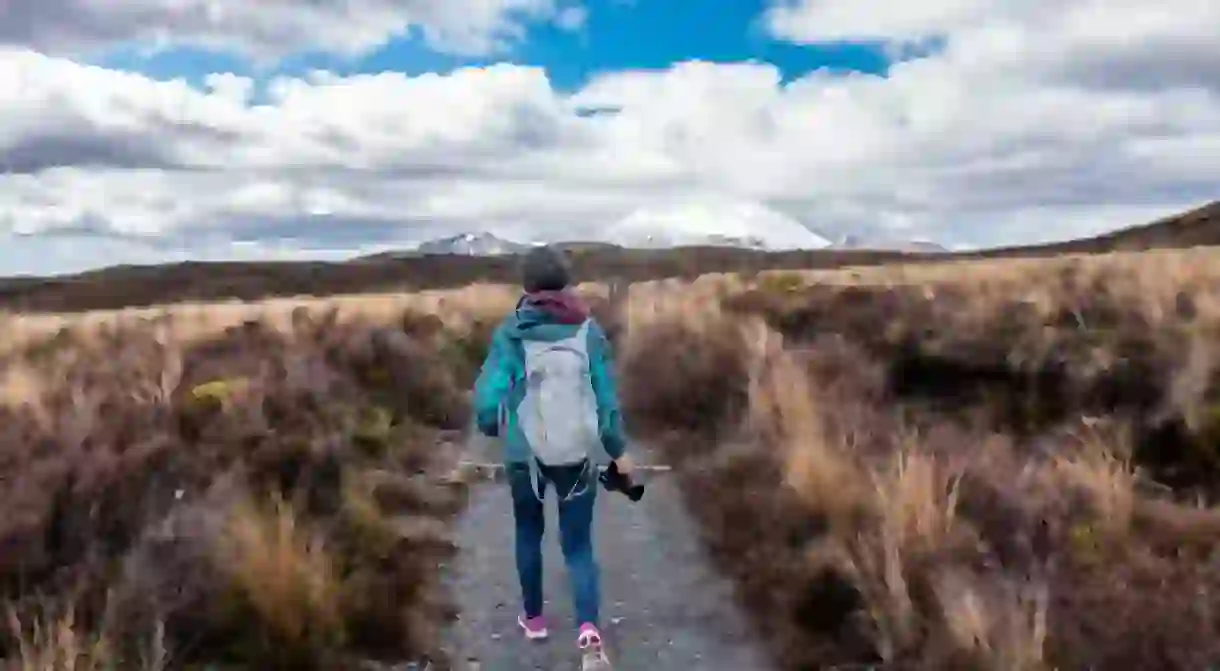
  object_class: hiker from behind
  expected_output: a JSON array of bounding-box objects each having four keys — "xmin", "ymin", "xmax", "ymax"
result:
[{"xmin": 473, "ymin": 245, "xmax": 633, "ymax": 663}]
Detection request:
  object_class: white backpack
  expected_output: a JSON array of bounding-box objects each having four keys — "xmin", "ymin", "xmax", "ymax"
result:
[{"xmin": 516, "ymin": 319, "xmax": 601, "ymax": 467}]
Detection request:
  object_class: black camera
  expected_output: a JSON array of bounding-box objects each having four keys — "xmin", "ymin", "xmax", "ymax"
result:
[{"xmin": 597, "ymin": 461, "xmax": 645, "ymax": 502}]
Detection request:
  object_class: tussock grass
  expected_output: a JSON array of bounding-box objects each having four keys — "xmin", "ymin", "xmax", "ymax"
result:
[
  {"xmin": 7, "ymin": 246, "xmax": 1220, "ymax": 668},
  {"xmin": 620, "ymin": 247, "xmax": 1220, "ymax": 670},
  {"xmin": 0, "ymin": 300, "xmax": 488, "ymax": 669}
]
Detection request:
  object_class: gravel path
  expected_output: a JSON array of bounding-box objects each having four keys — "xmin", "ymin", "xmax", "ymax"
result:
[{"xmin": 438, "ymin": 435, "xmax": 773, "ymax": 670}]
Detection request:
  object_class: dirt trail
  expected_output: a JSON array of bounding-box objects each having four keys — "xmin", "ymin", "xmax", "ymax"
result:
[{"xmin": 438, "ymin": 434, "xmax": 773, "ymax": 670}]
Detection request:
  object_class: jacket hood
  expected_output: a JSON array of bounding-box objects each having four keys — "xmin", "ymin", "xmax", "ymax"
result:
[{"xmin": 506, "ymin": 290, "xmax": 589, "ymax": 339}]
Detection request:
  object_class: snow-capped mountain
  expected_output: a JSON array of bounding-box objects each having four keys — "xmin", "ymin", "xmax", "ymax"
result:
[
  {"xmin": 413, "ymin": 232, "xmax": 530, "ymax": 256},
  {"xmin": 393, "ymin": 223, "xmax": 945, "ymax": 258},
  {"xmin": 399, "ymin": 199, "xmax": 934, "ymax": 256},
  {"xmin": 827, "ymin": 234, "xmax": 949, "ymax": 253},
  {"xmin": 606, "ymin": 199, "xmax": 832, "ymax": 250}
]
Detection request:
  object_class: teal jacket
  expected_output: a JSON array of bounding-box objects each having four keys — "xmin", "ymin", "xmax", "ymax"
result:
[{"xmin": 473, "ymin": 291, "xmax": 628, "ymax": 464}]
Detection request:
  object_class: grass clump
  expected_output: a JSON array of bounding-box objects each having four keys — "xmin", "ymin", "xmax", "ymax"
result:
[
  {"xmin": 0, "ymin": 308, "xmax": 476, "ymax": 669},
  {"xmin": 621, "ymin": 249, "xmax": 1220, "ymax": 670}
]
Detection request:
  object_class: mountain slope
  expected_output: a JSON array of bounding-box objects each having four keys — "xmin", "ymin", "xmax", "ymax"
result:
[
  {"xmin": 415, "ymin": 232, "xmax": 530, "ymax": 256},
  {"xmin": 828, "ymin": 234, "xmax": 950, "ymax": 253},
  {"xmin": 2, "ymin": 201, "xmax": 1215, "ymax": 313},
  {"xmin": 1050, "ymin": 200, "xmax": 1219, "ymax": 253},
  {"xmin": 606, "ymin": 199, "xmax": 832, "ymax": 250}
]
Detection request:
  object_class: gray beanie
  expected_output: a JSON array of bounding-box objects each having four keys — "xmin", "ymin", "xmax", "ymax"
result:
[{"xmin": 520, "ymin": 245, "xmax": 572, "ymax": 293}]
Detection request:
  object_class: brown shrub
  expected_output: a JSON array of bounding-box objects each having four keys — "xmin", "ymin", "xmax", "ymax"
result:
[
  {"xmin": 9, "ymin": 245, "xmax": 1220, "ymax": 669},
  {"xmin": 725, "ymin": 261, "xmax": 1220, "ymax": 494},
  {"xmin": 0, "ymin": 308, "xmax": 473, "ymax": 669},
  {"xmin": 618, "ymin": 306, "xmax": 758, "ymax": 445},
  {"xmin": 627, "ymin": 258, "xmax": 1220, "ymax": 670}
]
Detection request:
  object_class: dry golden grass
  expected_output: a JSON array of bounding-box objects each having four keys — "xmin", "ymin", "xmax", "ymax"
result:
[
  {"xmin": 5, "ymin": 608, "xmax": 117, "ymax": 671},
  {"xmin": 0, "ymin": 283, "xmax": 519, "ymax": 354},
  {"xmin": 616, "ymin": 246, "xmax": 1220, "ymax": 669},
  {"xmin": 0, "ymin": 279, "xmax": 654, "ymax": 367},
  {"xmin": 3, "ymin": 597, "xmax": 170, "ymax": 671},
  {"xmin": 745, "ymin": 329, "xmax": 870, "ymax": 529},
  {"xmin": 215, "ymin": 495, "xmax": 344, "ymax": 652},
  {"xmin": 0, "ymin": 298, "xmax": 484, "ymax": 669},
  {"xmin": 5, "ymin": 245, "xmax": 1220, "ymax": 669}
]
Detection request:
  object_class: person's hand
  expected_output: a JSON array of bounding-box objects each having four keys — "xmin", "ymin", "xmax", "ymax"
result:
[{"xmin": 613, "ymin": 453, "xmax": 635, "ymax": 475}]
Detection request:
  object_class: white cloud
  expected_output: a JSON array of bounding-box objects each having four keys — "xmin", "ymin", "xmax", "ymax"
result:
[
  {"xmin": 764, "ymin": 0, "xmax": 1219, "ymax": 50},
  {"xmin": 0, "ymin": 0, "xmax": 564, "ymax": 60},
  {"xmin": 554, "ymin": 6, "xmax": 589, "ymax": 32},
  {"xmin": 0, "ymin": 0, "xmax": 1218, "ymax": 274},
  {"xmin": 766, "ymin": 0, "xmax": 1220, "ymax": 91},
  {"xmin": 766, "ymin": 0, "xmax": 994, "ymax": 44}
]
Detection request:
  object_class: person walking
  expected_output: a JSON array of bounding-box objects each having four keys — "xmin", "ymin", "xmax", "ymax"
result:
[{"xmin": 472, "ymin": 245, "xmax": 633, "ymax": 669}]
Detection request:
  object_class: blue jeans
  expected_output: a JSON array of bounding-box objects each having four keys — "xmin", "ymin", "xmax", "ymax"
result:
[{"xmin": 506, "ymin": 459, "xmax": 600, "ymax": 627}]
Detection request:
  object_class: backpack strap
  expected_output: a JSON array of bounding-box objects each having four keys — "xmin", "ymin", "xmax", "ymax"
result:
[
  {"xmin": 527, "ymin": 456, "xmax": 593, "ymax": 504},
  {"xmin": 528, "ymin": 457, "xmax": 544, "ymax": 503},
  {"xmin": 496, "ymin": 336, "xmax": 527, "ymax": 437}
]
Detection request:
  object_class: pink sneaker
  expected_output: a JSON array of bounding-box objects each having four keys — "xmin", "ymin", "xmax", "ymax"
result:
[
  {"xmin": 517, "ymin": 613, "xmax": 548, "ymax": 641},
  {"xmin": 578, "ymin": 623, "xmax": 611, "ymax": 669}
]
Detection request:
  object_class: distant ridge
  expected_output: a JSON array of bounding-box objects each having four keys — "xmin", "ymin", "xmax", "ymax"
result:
[{"xmin": 0, "ymin": 201, "xmax": 1213, "ymax": 313}]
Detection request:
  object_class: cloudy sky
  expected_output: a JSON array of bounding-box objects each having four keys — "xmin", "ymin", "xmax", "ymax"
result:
[{"xmin": 0, "ymin": 0, "xmax": 1217, "ymax": 275}]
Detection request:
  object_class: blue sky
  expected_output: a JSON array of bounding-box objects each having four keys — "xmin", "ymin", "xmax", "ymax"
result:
[
  {"xmin": 0, "ymin": 0, "xmax": 1215, "ymax": 276},
  {"xmin": 100, "ymin": 0, "xmax": 893, "ymax": 92}
]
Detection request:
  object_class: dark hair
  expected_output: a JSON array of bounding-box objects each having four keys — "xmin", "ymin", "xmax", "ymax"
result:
[{"xmin": 520, "ymin": 245, "xmax": 572, "ymax": 292}]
